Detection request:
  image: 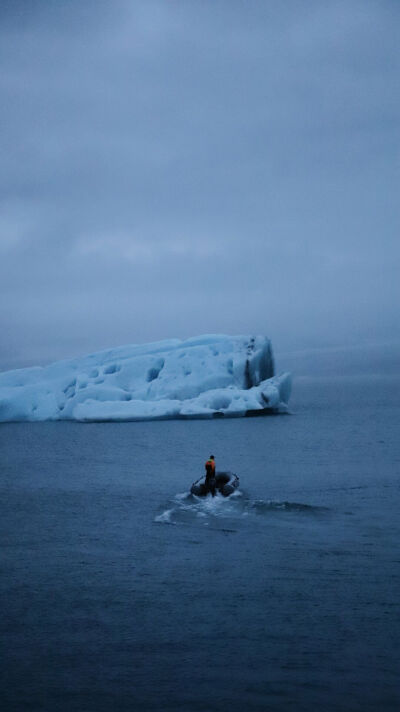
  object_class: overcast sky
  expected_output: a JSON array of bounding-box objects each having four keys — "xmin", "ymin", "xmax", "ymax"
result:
[{"xmin": 1, "ymin": 0, "xmax": 399, "ymax": 369}]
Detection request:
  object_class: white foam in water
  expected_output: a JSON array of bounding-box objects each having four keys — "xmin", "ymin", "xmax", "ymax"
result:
[
  {"xmin": 154, "ymin": 509, "xmax": 174, "ymax": 524},
  {"xmin": 155, "ymin": 489, "xmax": 250, "ymax": 526},
  {"xmin": 155, "ymin": 491, "xmax": 239, "ymax": 525},
  {"xmin": 155, "ymin": 491, "xmax": 327, "ymax": 526}
]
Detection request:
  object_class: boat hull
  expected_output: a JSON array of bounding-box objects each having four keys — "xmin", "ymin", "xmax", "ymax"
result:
[{"xmin": 191, "ymin": 471, "xmax": 239, "ymax": 497}]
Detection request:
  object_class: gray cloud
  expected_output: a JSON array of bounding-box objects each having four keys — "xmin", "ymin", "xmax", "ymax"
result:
[{"xmin": 1, "ymin": 0, "xmax": 399, "ymax": 369}]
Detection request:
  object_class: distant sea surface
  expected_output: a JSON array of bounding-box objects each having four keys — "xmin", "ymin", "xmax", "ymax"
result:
[{"xmin": 1, "ymin": 375, "xmax": 399, "ymax": 711}]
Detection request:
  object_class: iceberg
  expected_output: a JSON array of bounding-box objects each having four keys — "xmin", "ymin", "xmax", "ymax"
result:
[{"xmin": 0, "ymin": 334, "xmax": 291, "ymax": 423}]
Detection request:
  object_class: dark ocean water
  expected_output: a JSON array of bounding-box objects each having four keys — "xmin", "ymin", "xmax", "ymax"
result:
[{"xmin": 1, "ymin": 376, "xmax": 399, "ymax": 711}]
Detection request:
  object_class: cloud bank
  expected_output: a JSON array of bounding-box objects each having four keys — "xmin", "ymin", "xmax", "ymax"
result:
[{"xmin": 1, "ymin": 0, "xmax": 399, "ymax": 368}]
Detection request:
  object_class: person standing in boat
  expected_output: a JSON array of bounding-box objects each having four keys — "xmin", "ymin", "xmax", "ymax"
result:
[{"xmin": 205, "ymin": 455, "xmax": 216, "ymax": 496}]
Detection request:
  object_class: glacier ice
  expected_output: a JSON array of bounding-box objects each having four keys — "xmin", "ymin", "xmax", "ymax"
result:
[{"xmin": 0, "ymin": 334, "xmax": 291, "ymax": 423}]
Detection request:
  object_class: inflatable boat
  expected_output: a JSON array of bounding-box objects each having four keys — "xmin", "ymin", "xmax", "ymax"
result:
[{"xmin": 191, "ymin": 471, "xmax": 239, "ymax": 497}]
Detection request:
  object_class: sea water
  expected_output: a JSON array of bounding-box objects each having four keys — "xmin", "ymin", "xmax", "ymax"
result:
[{"xmin": 1, "ymin": 376, "xmax": 399, "ymax": 711}]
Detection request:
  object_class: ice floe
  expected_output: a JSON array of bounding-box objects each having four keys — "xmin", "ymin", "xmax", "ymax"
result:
[{"xmin": 0, "ymin": 334, "xmax": 291, "ymax": 422}]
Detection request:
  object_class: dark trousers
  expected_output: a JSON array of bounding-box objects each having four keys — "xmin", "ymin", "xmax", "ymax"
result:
[{"xmin": 206, "ymin": 475, "xmax": 216, "ymax": 496}]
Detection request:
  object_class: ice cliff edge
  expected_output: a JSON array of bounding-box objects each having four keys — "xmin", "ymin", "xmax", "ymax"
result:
[{"xmin": 0, "ymin": 334, "xmax": 291, "ymax": 422}]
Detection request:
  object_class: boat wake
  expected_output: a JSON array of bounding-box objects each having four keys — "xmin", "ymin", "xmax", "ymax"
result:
[{"xmin": 155, "ymin": 490, "xmax": 328, "ymax": 526}]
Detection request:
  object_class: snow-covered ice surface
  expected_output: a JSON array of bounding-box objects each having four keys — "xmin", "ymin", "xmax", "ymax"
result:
[{"xmin": 0, "ymin": 334, "xmax": 291, "ymax": 423}]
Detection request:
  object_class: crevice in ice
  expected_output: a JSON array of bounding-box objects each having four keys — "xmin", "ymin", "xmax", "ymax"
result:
[
  {"xmin": 103, "ymin": 363, "xmax": 120, "ymax": 375},
  {"xmin": 147, "ymin": 369, "xmax": 159, "ymax": 382},
  {"xmin": 244, "ymin": 359, "xmax": 252, "ymax": 389},
  {"xmin": 146, "ymin": 358, "xmax": 165, "ymax": 382},
  {"xmin": 246, "ymin": 337, "xmax": 256, "ymax": 355},
  {"xmin": 63, "ymin": 379, "xmax": 76, "ymax": 394}
]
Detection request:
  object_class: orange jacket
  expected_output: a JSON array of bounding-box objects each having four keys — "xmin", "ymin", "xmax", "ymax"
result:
[{"xmin": 205, "ymin": 459, "xmax": 215, "ymax": 475}]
